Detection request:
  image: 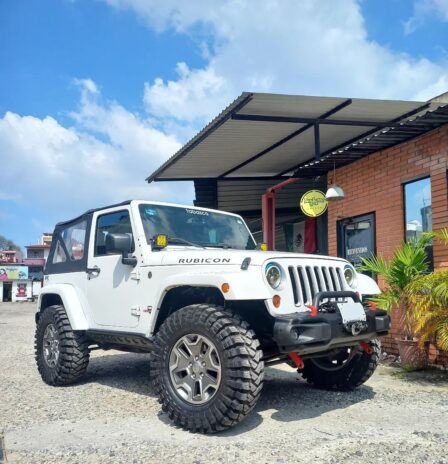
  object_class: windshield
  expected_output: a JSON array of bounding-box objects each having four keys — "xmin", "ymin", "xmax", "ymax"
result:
[{"xmin": 139, "ymin": 204, "xmax": 256, "ymax": 250}]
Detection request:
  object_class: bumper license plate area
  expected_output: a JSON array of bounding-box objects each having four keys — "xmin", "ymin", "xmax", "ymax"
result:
[{"xmin": 337, "ymin": 301, "xmax": 366, "ymax": 324}]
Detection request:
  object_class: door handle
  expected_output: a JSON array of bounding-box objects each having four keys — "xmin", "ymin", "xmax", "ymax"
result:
[{"xmin": 86, "ymin": 266, "xmax": 101, "ymax": 277}]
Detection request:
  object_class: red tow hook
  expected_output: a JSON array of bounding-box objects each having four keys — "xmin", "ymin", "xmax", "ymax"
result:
[
  {"xmin": 306, "ymin": 305, "xmax": 318, "ymax": 317},
  {"xmin": 360, "ymin": 341, "xmax": 373, "ymax": 354},
  {"xmin": 289, "ymin": 352, "xmax": 305, "ymax": 370}
]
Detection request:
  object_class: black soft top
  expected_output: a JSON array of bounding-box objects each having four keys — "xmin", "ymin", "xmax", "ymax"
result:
[{"xmin": 55, "ymin": 200, "xmax": 132, "ymax": 228}]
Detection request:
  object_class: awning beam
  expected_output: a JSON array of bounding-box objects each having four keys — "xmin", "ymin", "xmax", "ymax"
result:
[
  {"xmin": 277, "ymin": 102, "xmax": 432, "ymax": 177},
  {"xmin": 219, "ymin": 98, "xmax": 352, "ymax": 178},
  {"xmin": 231, "ymin": 113, "xmax": 393, "ymax": 127}
]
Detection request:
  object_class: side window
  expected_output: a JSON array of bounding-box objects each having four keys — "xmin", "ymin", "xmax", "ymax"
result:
[
  {"xmin": 61, "ymin": 220, "xmax": 87, "ymax": 261},
  {"xmin": 95, "ymin": 210, "xmax": 134, "ymax": 256},
  {"xmin": 52, "ymin": 241, "xmax": 67, "ymax": 264}
]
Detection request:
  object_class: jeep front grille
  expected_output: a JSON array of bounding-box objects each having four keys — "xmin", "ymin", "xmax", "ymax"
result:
[{"xmin": 288, "ymin": 265, "xmax": 345, "ymax": 306}]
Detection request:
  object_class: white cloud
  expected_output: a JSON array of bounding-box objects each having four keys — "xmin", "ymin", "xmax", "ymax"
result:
[
  {"xmin": 144, "ymin": 62, "xmax": 227, "ymax": 122},
  {"xmin": 0, "ymin": 80, "xmax": 194, "ymax": 217},
  {"xmin": 105, "ymin": 0, "xmax": 448, "ymax": 121},
  {"xmin": 405, "ymin": 0, "xmax": 448, "ymax": 34}
]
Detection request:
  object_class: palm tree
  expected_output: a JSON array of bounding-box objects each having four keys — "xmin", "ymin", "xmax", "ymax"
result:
[
  {"xmin": 359, "ymin": 233, "xmax": 432, "ymax": 339},
  {"xmin": 406, "ymin": 230, "xmax": 448, "ymax": 351}
]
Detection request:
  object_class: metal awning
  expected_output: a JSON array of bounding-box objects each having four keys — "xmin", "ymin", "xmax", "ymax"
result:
[{"xmin": 147, "ymin": 92, "xmax": 448, "ymax": 182}]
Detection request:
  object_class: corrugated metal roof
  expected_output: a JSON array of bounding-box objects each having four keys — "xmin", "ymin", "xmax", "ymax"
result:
[{"xmin": 147, "ymin": 92, "xmax": 448, "ymax": 182}]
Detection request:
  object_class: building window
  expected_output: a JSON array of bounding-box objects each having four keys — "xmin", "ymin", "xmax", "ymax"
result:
[
  {"xmin": 28, "ymin": 249, "xmax": 44, "ymax": 259},
  {"xmin": 404, "ymin": 177, "xmax": 432, "ymax": 240},
  {"xmin": 404, "ymin": 176, "xmax": 433, "ymax": 268}
]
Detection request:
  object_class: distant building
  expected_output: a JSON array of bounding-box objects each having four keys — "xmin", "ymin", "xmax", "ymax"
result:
[
  {"xmin": 41, "ymin": 233, "xmax": 53, "ymax": 246},
  {"xmin": 23, "ymin": 245, "xmax": 51, "ymax": 282},
  {"xmin": 0, "ymin": 249, "xmax": 22, "ymax": 264},
  {"xmin": 0, "ymin": 263, "xmax": 32, "ymax": 302},
  {"xmin": 0, "ymin": 234, "xmax": 54, "ymax": 303}
]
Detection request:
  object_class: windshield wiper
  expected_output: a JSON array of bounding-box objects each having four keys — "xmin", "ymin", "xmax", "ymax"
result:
[
  {"xmin": 202, "ymin": 242, "xmax": 233, "ymax": 249},
  {"xmin": 166, "ymin": 237, "xmax": 206, "ymax": 248}
]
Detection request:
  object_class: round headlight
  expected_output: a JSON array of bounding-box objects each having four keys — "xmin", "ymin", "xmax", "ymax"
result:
[
  {"xmin": 344, "ymin": 264, "xmax": 356, "ymax": 288},
  {"xmin": 265, "ymin": 263, "xmax": 282, "ymax": 289}
]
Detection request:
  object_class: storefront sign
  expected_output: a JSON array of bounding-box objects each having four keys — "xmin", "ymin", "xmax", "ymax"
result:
[
  {"xmin": 300, "ymin": 190, "xmax": 328, "ymax": 217},
  {"xmin": 16, "ymin": 283, "xmax": 27, "ymax": 297},
  {"xmin": 0, "ymin": 265, "xmax": 29, "ymax": 280}
]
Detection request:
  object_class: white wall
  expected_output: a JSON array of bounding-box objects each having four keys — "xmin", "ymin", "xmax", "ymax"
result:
[{"xmin": 12, "ymin": 280, "xmax": 33, "ymax": 302}]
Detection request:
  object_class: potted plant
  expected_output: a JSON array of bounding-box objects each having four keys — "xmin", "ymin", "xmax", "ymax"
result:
[
  {"xmin": 406, "ymin": 230, "xmax": 448, "ymax": 358},
  {"xmin": 359, "ymin": 234, "xmax": 432, "ymax": 368}
]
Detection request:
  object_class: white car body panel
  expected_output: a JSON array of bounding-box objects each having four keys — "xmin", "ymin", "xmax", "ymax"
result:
[
  {"xmin": 39, "ymin": 200, "xmax": 380, "ymax": 336},
  {"xmin": 38, "ymin": 283, "xmax": 89, "ymax": 330}
]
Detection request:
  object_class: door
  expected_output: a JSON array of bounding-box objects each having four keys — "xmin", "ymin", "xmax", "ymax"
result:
[
  {"xmin": 3, "ymin": 282, "xmax": 12, "ymax": 302},
  {"xmin": 85, "ymin": 208, "xmax": 141, "ymax": 328},
  {"xmin": 337, "ymin": 213, "xmax": 376, "ymax": 271}
]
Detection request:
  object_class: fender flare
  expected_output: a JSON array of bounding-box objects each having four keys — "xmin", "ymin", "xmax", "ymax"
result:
[
  {"xmin": 38, "ymin": 284, "xmax": 89, "ymax": 330},
  {"xmin": 356, "ymin": 273, "xmax": 381, "ymax": 295}
]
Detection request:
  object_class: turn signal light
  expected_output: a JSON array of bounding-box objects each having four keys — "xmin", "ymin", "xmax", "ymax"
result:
[
  {"xmin": 259, "ymin": 243, "xmax": 268, "ymax": 251},
  {"xmin": 368, "ymin": 301, "xmax": 376, "ymax": 312},
  {"xmin": 221, "ymin": 283, "xmax": 230, "ymax": 293},
  {"xmin": 272, "ymin": 295, "xmax": 281, "ymax": 308}
]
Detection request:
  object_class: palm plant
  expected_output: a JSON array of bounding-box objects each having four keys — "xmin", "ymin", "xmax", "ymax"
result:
[
  {"xmin": 359, "ymin": 233, "xmax": 432, "ymax": 338},
  {"xmin": 406, "ymin": 229, "xmax": 448, "ymax": 351}
]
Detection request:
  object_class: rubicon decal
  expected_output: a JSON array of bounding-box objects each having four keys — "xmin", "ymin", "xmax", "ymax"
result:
[{"xmin": 178, "ymin": 258, "xmax": 231, "ymax": 264}]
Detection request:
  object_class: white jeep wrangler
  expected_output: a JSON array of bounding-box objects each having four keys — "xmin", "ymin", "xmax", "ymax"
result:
[{"xmin": 35, "ymin": 200, "xmax": 390, "ymax": 433}]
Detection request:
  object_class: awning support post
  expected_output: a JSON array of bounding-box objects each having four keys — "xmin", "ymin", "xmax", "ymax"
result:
[
  {"xmin": 262, "ymin": 178, "xmax": 300, "ymax": 250},
  {"xmin": 314, "ymin": 123, "xmax": 321, "ymax": 161}
]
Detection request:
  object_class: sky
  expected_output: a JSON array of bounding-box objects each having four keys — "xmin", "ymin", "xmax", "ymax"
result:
[{"xmin": 0, "ymin": 0, "xmax": 448, "ymax": 249}]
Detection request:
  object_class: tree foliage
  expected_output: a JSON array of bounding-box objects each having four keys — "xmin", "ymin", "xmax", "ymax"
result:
[
  {"xmin": 406, "ymin": 229, "xmax": 448, "ymax": 351},
  {"xmin": 0, "ymin": 234, "xmax": 21, "ymax": 252}
]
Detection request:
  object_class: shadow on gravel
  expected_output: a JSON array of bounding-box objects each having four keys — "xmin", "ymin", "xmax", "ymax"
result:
[
  {"xmin": 83, "ymin": 354, "xmax": 375, "ymax": 436},
  {"xmin": 219, "ymin": 366, "xmax": 375, "ymax": 436},
  {"xmin": 83, "ymin": 352, "xmax": 156, "ymax": 397}
]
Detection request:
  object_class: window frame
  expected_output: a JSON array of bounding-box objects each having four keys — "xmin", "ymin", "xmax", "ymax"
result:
[
  {"xmin": 93, "ymin": 209, "xmax": 135, "ymax": 258},
  {"xmin": 45, "ymin": 214, "xmax": 92, "ymax": 275},
  {"xmin": 402, "ymin": 175, "xmax": 433, "ymax": 271},
  {"xmin": 402, "ymin": 175, "xmax": 432, "ymax": 242}
]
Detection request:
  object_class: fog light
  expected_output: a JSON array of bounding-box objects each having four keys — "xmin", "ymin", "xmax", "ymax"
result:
[
  {"xmin": 273, "ymin": 295, "xmax": 281, "ymax": 308},
  {"xmin": 221, "ymin": 283, "xmax": 230, "ymax": 293}
]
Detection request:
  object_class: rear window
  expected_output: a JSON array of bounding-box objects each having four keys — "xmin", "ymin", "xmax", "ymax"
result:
[{"xmin": 45, "ymin": 216, "xmax": 91, "ymax": 274}]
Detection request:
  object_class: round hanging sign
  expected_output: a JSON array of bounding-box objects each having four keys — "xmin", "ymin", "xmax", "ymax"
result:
[{"xmin": 300, "ymin": 190, "xmax": 328, "ymax": 217}]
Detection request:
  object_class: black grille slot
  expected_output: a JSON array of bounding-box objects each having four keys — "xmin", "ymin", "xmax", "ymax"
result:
[
  {"xmin": 297, "ymin": 266, "xmax": 309, "ymax": 304},
  {"xmin": 288, "ymin": 266, "xmax": 299, "ymax": 305}
]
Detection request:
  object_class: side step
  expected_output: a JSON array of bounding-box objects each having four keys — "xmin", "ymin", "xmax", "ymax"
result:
[{"xmin": 85, "ymin": 330, "xmax": 154, "ymax": 353}]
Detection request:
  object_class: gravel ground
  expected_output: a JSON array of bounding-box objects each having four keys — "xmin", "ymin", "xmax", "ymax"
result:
[{"xmin": 1, "ymin": 302, "xmax": 447, "ymax": 464}]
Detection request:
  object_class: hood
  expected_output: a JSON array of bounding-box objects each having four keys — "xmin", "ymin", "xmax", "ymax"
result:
[{"xmin": 159, "ymin": 247, "xmax": 347, "ymax": 267}]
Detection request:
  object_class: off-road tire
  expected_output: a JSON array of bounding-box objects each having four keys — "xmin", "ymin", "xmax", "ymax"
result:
[
  {"xmin": 301, "ymin": 339, "xmax": 380, "ymax": 391},
  {"xmin": 35, "ymin": 305, "xmax": 90, "ymax": 386},
  {"xmin": 150, "ymin": 304, "xmax": 264, "ymax": 433}
]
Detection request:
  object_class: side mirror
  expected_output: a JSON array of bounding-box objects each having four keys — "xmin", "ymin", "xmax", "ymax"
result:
[{"xmin": 105, "ymin": 233, "xmax": 137, "ymax": 266}]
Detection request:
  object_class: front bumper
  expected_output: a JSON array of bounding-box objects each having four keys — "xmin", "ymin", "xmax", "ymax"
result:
[{"xmin": 273, "ymin": 303, "xmax": 390, "ymax": 355}]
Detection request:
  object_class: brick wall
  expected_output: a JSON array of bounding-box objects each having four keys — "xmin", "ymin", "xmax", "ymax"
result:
[{"xmin": 327, "ymin": 124, "xmax": 448, "ymax": 366}]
